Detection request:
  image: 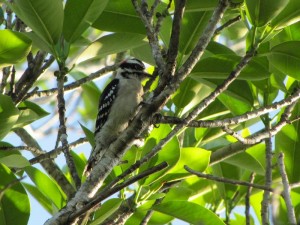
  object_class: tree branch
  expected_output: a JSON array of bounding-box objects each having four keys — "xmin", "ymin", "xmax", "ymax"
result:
[
  {"xmin": 278, "ymin": 152, "xmax": 297, "ymax": 225},
  {"xmin": 261, "ymin": 126, "xmax": 272, "ymax": 225},
  {"xmin": 246, "ymin": 173, "xmax": 256, "ymax": 225},
  {"xmin": 68, "ymin": 162, "xmax": 168, "ymax": 221},
  {"xmin": 29, "ymin": 137, "xmax": 87, "ymax": 165},
  {"xmin": 15, "ymin": 128, "xmax": 75, "ymax": 199},
  {"xmin": 56, "ymin": 68, "xmax": 81, "ymax": 189},
  {"xmin": 184, "ymin": 166, "xmax": 273, "ymax": 192},
  {"xmin": 154, "ymin": 87, "xmax": 300, "ymax": 128},
  {"xmin": 25, "ymin": 64, "xmax": 118, "ymax": 100},
  {"xmin": 214, "ymin": 15, "xmax": 241, "ymax": 36}
]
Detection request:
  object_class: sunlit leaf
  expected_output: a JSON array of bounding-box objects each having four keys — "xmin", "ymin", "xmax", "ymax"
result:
[
  {"xmin": 267, "ymin": 41, "xmax": 300, "ymax": 80},
  {"xmin": 0, "ymin": 95, "xmax": 19, "ymax": 140},
  {"xmin": 63, "ymin": 0, "xmax": 109, "ymax": 43},
  {"xmin": 245, "ymin": 0, "xmax": 288, "ymax": 27},
  {"xmin": 0, "ymin": 30, "xmax": 32, "ymax": 67},
  {"xmin": 8, "ymin": 0, "xmax": 63, "ymax": 46},
  {"xmin": 153, "ymin": 201, "xmax": 226, "ymax": 225},
  {"xmin": 0, "ymin": 164, "xmax": 30, "ymax": 225}
]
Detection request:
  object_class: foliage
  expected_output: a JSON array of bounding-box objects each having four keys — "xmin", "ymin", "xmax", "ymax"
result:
[{"xmin": 0, "ymin": 0, "xmax": 300, "ymax": 224}]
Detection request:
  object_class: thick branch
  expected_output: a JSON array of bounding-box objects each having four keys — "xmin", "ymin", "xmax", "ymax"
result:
[{"xmin": 68, "ymin": 162, "xmax": 168, "ymax": 221}]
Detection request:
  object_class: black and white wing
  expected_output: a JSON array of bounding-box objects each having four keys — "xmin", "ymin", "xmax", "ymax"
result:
[{"xmin": 95, "ymin": 79, "xmax": 119, "ymax": 134}]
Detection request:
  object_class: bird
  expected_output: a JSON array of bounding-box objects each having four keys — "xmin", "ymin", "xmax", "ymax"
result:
[{"xmin": 83, "ymin": 58, "xmax": 151, "ymax": 176}]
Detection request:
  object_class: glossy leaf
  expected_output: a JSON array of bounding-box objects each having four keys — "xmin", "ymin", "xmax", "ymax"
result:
[
  {"xmin": 173, "ymin": 77, "xmax": 212, "ymax": 115},
  {"xmin": 179, "ymin": 11, "xmax": 212, "ymax": 54},
  {"xmin": 275, "ymin": 105, "xmax": 300, "ymax": 183},
  {"xmin": 267, "ymin": 41, "xmax": 300, "ymax": 80},
  {"xmin": 0, "ymin": 95, "xmax": 19, "ymax": 140},
  {"xmin": 271, "ymin": 0, "xmax": 300, "ymax": 29},
  {"xmin": 0, "ymin": 164, "xmax": 30, "ymax": 225},
  {"xmin": 153, "ymin": 201, "xmax": 226, "ymax": 225},
  {"xmin": 139, "ymin": 125, "xmax": 180, "ymax": 186},
  {"xmin": 224, "ymin": 151, "xmax": 265, "ymax": 175},
  {"xmin": 0, "ymin": 30, "xmax": 32, "ymax": 67},
  {"xmin": 77, "ymin": 33, "xmax": 146, "ymax": 64},
  {"xmin": 162, "ymin": 147, "xmax": 211, "ymax": 181},
  {"xmin": 25, "ymin": 167, "xmax": 66, "ymax": 210},
  {"xmin": 245, "ymin": 0, "xmax": 288, "ymax": 27},
  {"xmin": 22, "ymin": 183, "xmax": 53, "ymax": 214},
  {"xmin": 0, "ymin": 155, "xmax": 30, "ymax": 168},
  {"xmin": 14, "ymin": 101, "xmax": 49, "ymax": 128},
  {"xmin": 91, "ymin": 198, "xmax": 123, "ymax": 225},
  {"xmin": 8, "ymin": 0, "xmax": 63, "ymax": 46},
  {"xmin": 190, "ymin": 55, "xmax": 271, "ymax": 80},
  {"xmin": 79, "ymin": 123, "xmax": 95, "ymax": 148},
  {"xmin": 92, "ymin": 0, "xmax": 145, "ymax": 34},
  {"xmin": 63, "ymin": 0, "xmax": 109, "ymax": 43}
]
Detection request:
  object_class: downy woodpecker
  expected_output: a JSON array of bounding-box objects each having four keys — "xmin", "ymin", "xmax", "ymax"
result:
[{"xmin": 84, "ymin": 58, "xmax": 151, "ymax": 176}]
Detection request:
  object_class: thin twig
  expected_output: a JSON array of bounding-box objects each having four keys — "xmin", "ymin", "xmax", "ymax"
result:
[
  {"xmin": 184, "ymin": 166, "xmax": 273, "ymax": 191},
  {"xmin": 29, "ymin": 137, "xmax": 87, "ymax": 165},
  {"xmin": 278, "ymin": 152, "xmax": 297, "ymax": 225},
  {"xmin": 132, "ymin": 0, "xmax": 165, "ymax": 71},
  {"xmin": 214, "ymin": 15, "xmax": 241, "ymax": 36},
  {"xmin": 14, "ymin": 128, "xmax": 75, "ymax": 198},
  {"xmin": 0, "ymin": 145, "xmax": 44, "ymax": 155},
  {"xmin": 14, "ymin": 51, "xmax": 47, "ymax": 103},
  {"xmin": 0, "ymin": 67, "xmax": 11, "ymax": 94},
  {"xmin": 56, "ymin": 69, "xmax": 81, "ymax": 189},
  {"xmin": 154, "ymin": 88, "xmax": 300, "ymax": 128},
  {"xmin": 25, "ymin": 64, "xmax": 118, "ymax": 100},
  {"xmin": 246, "ymin": 173, "xmax": 255, "ymax": 225}
]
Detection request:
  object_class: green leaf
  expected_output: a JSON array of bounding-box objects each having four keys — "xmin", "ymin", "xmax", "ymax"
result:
[
  {"xmin": 164, "ymin": 147, "xmax": 211, "ymax": 181},
  {"xmin": 173, "ymin": 77, "xmax": 212, "ymax": 115},
  {"xmin": 92, "ymin": 0, "xmax": 147, "ymax": 34},
  {"xmin": 70, "ymin": 71, "xmax": 101, "ymax": 121},
  {"xmin": 224, "ymin": 151, "xmax": 265, "ymax": 175},
  {"xmin": 190, "ymin": 79, "xmax": 253, "ymax": 115},
  {"xmin": 0, "ymin": 30, "xmax": 32, "ymax": 67},
  {"xmin": 70, "ymin": 151, "xmax": 86, "ymax": 180},
  {"xmin": 275, "ymin": 104, "xmax": 300, "ymax": 183},
  {"xmin": 14, "ymin": 101, "xmax": 49, "ymax": 128},
  {"xmin": 0, "ymin": 164, "xmax": 30, "ymax": 225},
  {"xmin": 153, "ymin": 201, "xmax": 226, "ymax": 225},
  {"xmin": 79, "ymin": 123, "xmax": 95, "ymax": 148},
  {"xmin": 91, "ymin": 198, "xmax": 122, "ymax": 225},
  {"xmin": 267, "ymin": 41, "xmax": 300, "ymax": 80},
  {"xmin": 63, "ymin": 0, "xmax": 109, "ymax": 43},
  {"xmin": 131, "ymin": 43, "xmax": 155, "ymax": 65},
  {"xmin": 76, "ymin": 33, "xmax": 146, "ymax": 64},
  {"xmin": 190, "ymin": 55, "xmax": 271, "ymax": 80},
  {"xmin": 0, "ymin": 95, "xmax": 19, "ymax": 140},
  {"xmin": 139, "ymin": 125, "xmax": 180, "ymax": 186},
  {"xmin": 25, "ymin": 167, "xmax": 67, "ymax": 210},
  {"xmin": 7, "ymin": 0, "xmax": 63, "ymax": 46},
  {"xmin": 22, "ymin": 183, "xmax": 53, "ymax": 214},
  {"xmin": 271, "ymin": 0, "xmax": 300, "ymax": 29},
  {"xmin": 245, "ymin": 0, "xmax": 288, "ymax": 27},
  {"xmin": 179, "ymin": 10, "xmax": 213, "ymax": 54},
  {"xmin": 0, "ymin": 155, "xmax": 30, "ymax": 168}
]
